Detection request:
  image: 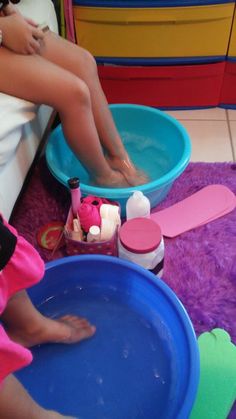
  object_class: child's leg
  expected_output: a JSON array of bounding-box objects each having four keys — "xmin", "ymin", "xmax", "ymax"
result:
[
  {"xmin": 0, "ymin": 374, "xmax": 75, "ymax": 418},
  {"xmin": 0, "ymin": 47, "xmax": 128, "ymax": 187},
  {"xmin": 39, "ymin": 32, "xmax": 148, "ymax": 185},
  {"xmin": 1, "ymin": 290, "xmax": 95, "ymax": 347}
]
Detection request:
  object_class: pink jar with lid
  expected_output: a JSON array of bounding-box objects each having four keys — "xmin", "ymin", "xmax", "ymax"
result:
[{"xmin": 118, "ymin": 218, "xmax": 164, "ymax": 276}]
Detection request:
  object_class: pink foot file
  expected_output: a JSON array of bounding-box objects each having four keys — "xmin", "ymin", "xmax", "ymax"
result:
[{"xmin": 151, "ymin": 185, "xmax": 236, "ymax": 237}]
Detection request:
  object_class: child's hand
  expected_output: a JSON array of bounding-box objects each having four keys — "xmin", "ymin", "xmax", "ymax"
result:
[{"xmin": 1, "ymin": 13, "xmax": 45, "ymax": 54}]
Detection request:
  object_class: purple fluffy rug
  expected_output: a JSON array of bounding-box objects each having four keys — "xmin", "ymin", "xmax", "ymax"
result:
[
  {"xmin": 11, "ymin": 157, "xmax": 236, "ymax": 416},
  {"xmin": 11, "ymin": 156, "xmax": 236, "ymax": 340}
]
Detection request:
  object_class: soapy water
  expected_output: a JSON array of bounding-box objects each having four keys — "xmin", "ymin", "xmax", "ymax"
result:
[
  {"xmin": 122, "ymin": 132, "xmax": 174, "ymax": 182},
  {"xmin": 59, "ymin": 132, "xmax": 175, "ymax": 186},
  {"xmin": 17, "ymin": 285, "xmax": 177, "ymax": 419}
]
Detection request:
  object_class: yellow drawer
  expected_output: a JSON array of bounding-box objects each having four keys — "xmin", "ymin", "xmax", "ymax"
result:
[
  {"xmin": 228, "ymin": 6, "xmax": 236, "ymax": 57},
  {"xmin": 73, "ymin": 4, "xmax": 234, "ymax": 58}
]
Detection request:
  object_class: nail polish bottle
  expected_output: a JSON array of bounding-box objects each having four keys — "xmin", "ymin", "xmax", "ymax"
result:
[{"xmin": 68, "ymin": 177, "xmax": 81, "ymax": 217}]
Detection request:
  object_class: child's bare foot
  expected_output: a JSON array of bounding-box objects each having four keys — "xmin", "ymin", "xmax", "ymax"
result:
[
  {"xmin": 106, "ymin": 155, "xmax": 149, "ymax": 186},
  {"xmin": 93, "ymin": 169, "xmax": 130, "ymax": 188},
  {"xmin": 6, "ymin": 314, "xmax": 96, "ymax": 348}
]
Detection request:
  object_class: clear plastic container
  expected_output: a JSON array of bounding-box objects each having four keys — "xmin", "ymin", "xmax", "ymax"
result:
[
  {"xmin": 118, "ymin": 217, "xmax": 164, "ymax": 277},
  {"xmin": 126, "ymin": 191, "xmax": 151, "ymax": 220}
]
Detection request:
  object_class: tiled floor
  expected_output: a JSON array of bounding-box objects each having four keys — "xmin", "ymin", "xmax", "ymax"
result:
[{"xmin": 165, "ymin": 107, "xmax": 236, "ymax": 163}]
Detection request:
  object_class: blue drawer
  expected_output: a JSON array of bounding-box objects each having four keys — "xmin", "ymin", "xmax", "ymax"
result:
[{"xmin": 73, "ymin": 0, "xmax": 234, "ymax": 7}]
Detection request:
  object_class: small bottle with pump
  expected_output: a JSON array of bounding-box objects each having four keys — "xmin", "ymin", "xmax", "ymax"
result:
[
  {"xmin": 68, "ymin": 177, "xmax": 81, "ymax": 217},
  {"xmin": 126, "ymin": 191, "xmax": 150, "ymax": 220}
]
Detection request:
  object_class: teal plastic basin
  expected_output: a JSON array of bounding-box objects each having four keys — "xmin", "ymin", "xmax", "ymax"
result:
[{"xmin": 46, "ymin": 104, "xmax": 191, "ymax": 215}]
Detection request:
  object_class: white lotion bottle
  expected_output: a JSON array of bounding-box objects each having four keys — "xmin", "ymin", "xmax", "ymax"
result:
[{"xmin": 126, "ymin": 191, "xmax": 151, "ymax": 220}]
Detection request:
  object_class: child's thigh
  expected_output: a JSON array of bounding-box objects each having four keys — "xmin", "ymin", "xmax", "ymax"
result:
[
  {"xmin": 0, "ymin": 46, "xmax": 78, "ymax": 107},
  {"xmin": 40, "ymin": 31, "xmax": 97, "ymax": 81}
]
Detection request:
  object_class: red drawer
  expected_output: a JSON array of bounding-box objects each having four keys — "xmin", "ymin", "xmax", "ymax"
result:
[
  {"xmin": 220, "ymin": 60, "xmax": 236, "ymax": 107},
  {"xmin": 98, "ymin": 62, "xmax": 225, "ymax": 108}
]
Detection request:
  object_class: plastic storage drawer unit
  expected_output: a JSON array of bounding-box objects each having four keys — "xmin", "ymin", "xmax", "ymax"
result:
[
  {"xmin": 98, "ymin": 61, "xmax": 226, "ymax": 109},
  {"xmin": 73, "ymin": 2, "xmax": 235, "ymax": 59},
  {"xmin": 220, "ymin": 59, "xmax": 236, "ymax": 108},
  {"xmin": 228, "ymin": 6, "xmax": 236, "ymax": 57}
]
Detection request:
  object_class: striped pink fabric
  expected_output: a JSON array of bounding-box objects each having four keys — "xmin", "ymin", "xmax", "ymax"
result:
[
  {"xmin": 0, "ymin": 216, "xmax": 45, "ymax": 384},
  {"xmin": 63, "ymin": 0, "xmax": 76, "ymax": 43}
]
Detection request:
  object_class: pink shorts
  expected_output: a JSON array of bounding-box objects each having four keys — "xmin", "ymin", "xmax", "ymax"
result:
[{"xmin": 0, "ymin": 217, "xmax": 45, "ymax": 384}]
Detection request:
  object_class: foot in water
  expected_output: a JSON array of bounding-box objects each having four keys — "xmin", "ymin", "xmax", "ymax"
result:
[
  {"xmin": 6, "ymin": 314, "xmax": 96, "ymax": 348},
  {"xmin": 106, "ymin": 155, "xmax": 149, "ymax": 186},
  {"xmin": 92, "ymin": 168, "xmax": 130, "ymax": 188}
]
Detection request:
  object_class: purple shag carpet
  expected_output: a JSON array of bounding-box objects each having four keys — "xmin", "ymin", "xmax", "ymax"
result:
[
  {"xmin": 11, "ymin": 156, "xmax": 236, "ymax": 340},
  {"xmin": 11, "ymin": 157, "xmax": 236, "ymax": 417}
]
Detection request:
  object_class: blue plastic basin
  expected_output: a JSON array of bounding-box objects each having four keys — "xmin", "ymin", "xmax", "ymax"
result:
[
  {"xmin": 46, "ymin": 104, "xmax": 191, "ymax": 215},
  {"xmin": 17, "ymin": 255, "xmax": 199, "ymax": 419}
]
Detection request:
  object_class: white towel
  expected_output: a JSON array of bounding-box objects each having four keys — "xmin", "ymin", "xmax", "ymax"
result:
[
  {"xmin": 0, "ymin": 0, "xmax": 58, "ymax": 166},
  {"xmin": 0, "ymin": 93, "xmax": 36, "ymax": 165}
]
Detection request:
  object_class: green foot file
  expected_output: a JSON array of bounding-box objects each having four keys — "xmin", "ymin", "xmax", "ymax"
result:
[{"xmin": 191, "ymin": 328, "xmax": 236, "ymax": 419}]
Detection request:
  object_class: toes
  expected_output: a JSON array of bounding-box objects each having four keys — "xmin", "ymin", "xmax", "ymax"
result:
[
  {"xmin": 59, "ymin": 315, "xmax": 87, "ymax": 323},
  {"xmin": 63, "ymin": 324, "xmax": 96, "ymax": 344},
  {"xmin": 74, "ymin": 325, "xmax": 96, "ymax": 342},
  {"xmin": 125, "ymin": 170, "xmax": 149, "ymax": 186},
  {"xmin": 59, "ymin": 315, "xmax": 92, "ymax": 328},
  {"xmin": 107, "ymin": 156, "xmax": 149, "ymax": 186},
  {"xmin": 57, "ymin": 315, "xmax": 96, "ymax": 344},
  {"xmin": 93, "ymin": 170, "xmax": 130, "ymax": 188}
]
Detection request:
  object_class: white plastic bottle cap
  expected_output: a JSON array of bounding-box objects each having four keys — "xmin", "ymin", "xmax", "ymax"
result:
[
  {"xmin": 133, "ymin": 191, "xmax": 144, "ymax": 199},
  {"xmin": 87, "ymin": 225, "xmax": 101, "ymax": 242}
]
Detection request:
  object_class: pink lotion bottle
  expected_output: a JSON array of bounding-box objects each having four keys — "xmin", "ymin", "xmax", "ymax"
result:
[{"xmin": 68, "ymin": 177, "xmax": 81, "ymax": 217}]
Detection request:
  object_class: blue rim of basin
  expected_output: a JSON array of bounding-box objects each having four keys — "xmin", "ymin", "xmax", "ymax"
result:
[{"xmin": 43, "ymin": 255, "xmax": 199, "ymax": 418}]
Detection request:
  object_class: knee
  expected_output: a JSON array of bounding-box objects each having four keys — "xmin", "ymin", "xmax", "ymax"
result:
[
  {"xmin": 74, "ymin": 78, "xmax": 91, "ymax": 106},
  {"xmin": 81, "ymin": 49, "xmax": 98, "ymax": 77},
  {"xmin": 61, "ymin": 77, "xmax": 91, "ymax": 110}
]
